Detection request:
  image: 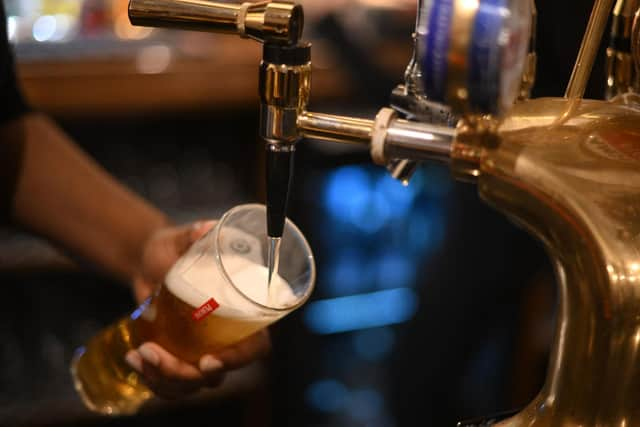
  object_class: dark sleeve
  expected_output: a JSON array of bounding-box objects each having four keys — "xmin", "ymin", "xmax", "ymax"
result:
[
  {"xmin": 0, "ymin": 7, "xmax": 31, "ymax": 122},
  {"xmin": 0, "ymin": 4, "xmax": 31, "ymax": 223}
]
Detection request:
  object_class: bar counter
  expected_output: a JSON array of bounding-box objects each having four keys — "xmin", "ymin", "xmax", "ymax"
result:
[{"xmin": 16, "ymin": 35, "xmax": 351, "ymax": 117}]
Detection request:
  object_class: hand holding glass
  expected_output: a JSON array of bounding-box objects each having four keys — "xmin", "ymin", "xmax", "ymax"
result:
[{"xmin": 71, "ymin": 204, "xmax": 315, "ymax": 415}]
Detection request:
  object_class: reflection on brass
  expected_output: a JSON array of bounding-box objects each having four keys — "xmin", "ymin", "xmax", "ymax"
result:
[
  {"xmin": 297, "ymin": 110, "xmax": 454, "ymax": 164},
  {"xmin": 387, "ymin": 159, "xmax": 420, "ymax": 185},
  {"xmin": 606, "ymin": 0, "xmax": 639, "ymax": 98},
  {"xmin": 451, "ymin": 115, "xmax": 500, "ymax": 182},
  {"xmin": 128, "ymin": 1, "xmax": 640, "ymax": 425},
  {"xmin": 446, "ymin": 0, "xmax": 477, "ymax": 112},
  {"xmin": 382, "ymin": 117, "xmax": 454, "ymax": 163},
  {"xmin": 632, "ymin": 7, "xmax": 640, "ymax": 85},
  {"xmin": 297, "ymin": 111, "xmax": 374, "ymax": 145},
  {"xmin": 259, "ymin": 59, "xmax": 311, "ymax": 143},
  {"xmin": 259, "ymin": 62, "xmax": 311, "ymax": 111},
  {"xmin": 518, "ymin": 0, "xmax": 537, "ymax": 101},
  {"xmin": 606, "ymin": 48, "xmax": 634, "ymax": 98},
  {"xmin": 452, "ymin": 96, "xmax": 640, "ymax": 427},
  {"xmin": 128, "ymin": 0, "xmax": 303, "ymax": 44}
]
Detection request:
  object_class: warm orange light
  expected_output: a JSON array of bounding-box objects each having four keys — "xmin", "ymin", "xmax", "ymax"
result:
[{"xmin": 114, "ymin": 14, "xmax": 153, "ymax": 40}]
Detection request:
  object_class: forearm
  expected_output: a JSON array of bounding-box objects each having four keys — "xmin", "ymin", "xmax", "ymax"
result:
[{"xmin": 8, "ymin": 113, "xmax": 169, "ymax": 283}]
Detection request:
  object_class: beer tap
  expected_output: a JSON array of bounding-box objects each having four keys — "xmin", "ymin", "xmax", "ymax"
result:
[
  {"xmin": 128, "ymin": 0, "xmax": 458, "ymax": 237},
  {"xmin": 130, "ymin": 0, "xmax": 305, "ymax": 256},
  {"xmin": 259, "ymin": 41, "xmax": 311, "ymax": 280},
  {"xmin": 129, "ymin": 1, "xmax": 640, "ymax": 426}
]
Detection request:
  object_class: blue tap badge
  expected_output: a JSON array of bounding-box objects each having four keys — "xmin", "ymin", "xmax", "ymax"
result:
[
  {"xmin": 468, "ymin": 0, "xmax": 507, "ymax": 114},
  {"xmin": 421, "ymin": 0, "xmax": 532, "ymax": 116},
  {"xmin": 423, "ymin": 0, "xmax": 454, "ymax": 104}
]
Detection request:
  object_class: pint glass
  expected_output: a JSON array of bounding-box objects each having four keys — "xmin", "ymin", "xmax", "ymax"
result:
[{"xmin": 71, "ymin": 204, "xmax": 316, "ymax": 415}]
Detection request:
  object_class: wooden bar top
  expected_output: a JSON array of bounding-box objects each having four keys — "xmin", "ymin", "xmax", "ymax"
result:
[{"xmin": 16, "ymin": 36, "xmax": 351, "ymax": 117}]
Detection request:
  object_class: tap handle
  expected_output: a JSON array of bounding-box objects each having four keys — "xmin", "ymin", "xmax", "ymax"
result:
[{"xmin": 128, "ymin": 0, "xmax": 303, "ymax": 45}]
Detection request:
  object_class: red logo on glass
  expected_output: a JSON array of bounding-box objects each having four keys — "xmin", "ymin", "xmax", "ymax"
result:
[{"xmin": 192, "ymin": 298, "xmax": 220, "ymax": 321}]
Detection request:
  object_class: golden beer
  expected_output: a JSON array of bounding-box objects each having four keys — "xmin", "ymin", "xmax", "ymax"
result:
[
  {"xmin": 71, "ymin": 284, "xmax": 276, "ymax": 415},
  {"xmin": 71, "ymin": 205, "xmax": 316, "ymax": 415}
]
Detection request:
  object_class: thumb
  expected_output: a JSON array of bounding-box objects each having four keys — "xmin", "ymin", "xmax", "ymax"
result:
[
  {"xmin": 183, "ymin": 220, "xmax": 217, "ymax": 254},
  {"xmin": 141, "ymin": 221, "xmax": 216, "ymax": 285},
  {"xmin": 170, "ymin": 220, "xmax": 217, "ymax": 257}
]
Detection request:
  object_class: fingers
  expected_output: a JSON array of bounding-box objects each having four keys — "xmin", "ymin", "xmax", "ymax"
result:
[
  {"xmin": 172, "ymin": 220, "xmax": 217, "ymax": 256},
  {"xmin": 214, "ymin": 330, "xmax": 271, "ymax": 370},
  {"xmin": 132, "ymin": 276, "xmax": 154, "ymax": 303},
  {"xmin": 123, "ymin": 329, "xmax": 269, "ymax": 401},
  {"xmin": 169, "ymin": 224, "xmax": 199, "ymax": 258},
  {"xmin": 189, "ymin": 220, "xmax": 217, "ymax": 245},
  {"xmin": 198, "ymin": 355, "xmax": 227, "ymax": 388},
  {"xmin": 138, "ymin": 343, "xmax": 203, "ymax": 380},
  {"xmin": 125, "ymin": 343, "xmax": 226, "ymax": 399}
]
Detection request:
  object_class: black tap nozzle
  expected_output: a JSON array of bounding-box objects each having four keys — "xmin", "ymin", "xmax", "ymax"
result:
[{"xmin": 266, "ymin": 144, "xmax": 295, "ymax": 238}]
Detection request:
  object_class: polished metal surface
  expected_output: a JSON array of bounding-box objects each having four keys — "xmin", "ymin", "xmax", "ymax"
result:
[
  {"xmin": 126, "ymin": 1, "xmax": 640, "ymax": 425},
  {"xmin": 128, "ymin": 0, "xmax": 303, "ymax": 44},
  {"xmin": 518, "ymin": 0, "xmax": 537, "ymax": 101},
  {"xmin": 387, "ymin": 159, "xmax": 420, "ymax": 185},
  {"xmin": 384, "ymin": 119, "xmax": 454, "ymax": 163},
  {"xmin": 259, "ymin": 61, "xmax": 311, "ymax": 110},
  {"xmin": 297, "ymin": 112, "xmax": 374, "ymax": 145},
  {"xmin": 460, "ymin": 96, "xmax": 640, "ymax": 427},
  {"xmin": 633, "ymin": 7, "xmax": 640, "ymax": 74},
  {"xmin": 260, "ymin": 106, "xmax": 300, "ymax": 143},
  {"xmin": 446, "ymin": 0, "xmax": 478, "ymax": 112},
  {"xmin": 259, "ymin": 60, "xmax": 311, "ymax": 144},
  {"xmin": 605, "ymin": 0, "xmax": 639, "ymax": 98},
  {"xmin": 297, "ymin": 109, "xmax": 454, "ymax": 163}
]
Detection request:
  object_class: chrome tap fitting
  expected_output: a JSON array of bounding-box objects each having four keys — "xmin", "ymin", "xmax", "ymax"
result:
[{"xmin": 129, "ymin": 0, "xmax": 303, "ymax": 44}]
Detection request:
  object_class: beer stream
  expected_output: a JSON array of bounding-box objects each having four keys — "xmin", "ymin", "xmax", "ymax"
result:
[{"xmin": 267, "ymin": 236, "xmax": 281, "ymax": 297}]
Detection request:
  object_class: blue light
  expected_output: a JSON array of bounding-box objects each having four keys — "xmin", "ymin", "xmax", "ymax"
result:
[
  {"xmin": 324, "ymin": 166, "xmax": 393, "ymax": 234},
  {"xmin": 324, "ymin": 249, "xmax": 376, "ymax": 298},
  {"xmin": 304, "ymin": 288, "xmax": 419, "ymax": 335},
  {"xmin": 352, "ymin": 327, "xmax": 396, "ymax": 362},
  {"xmin": 324, "ymin": 166, "xmax": 371, "ymax": 221},
  {"xmin": 348, "ymin": 389, "xmax": 384, "ymax": 421},
  {"xmin": 130, "ymin": 299, "xmax": 151, "ymax": 320},
  {"xmin": 376, "ymin": 251, "xmax": 415, "ymax": 289},
  {"xmin": 407, "ymin": 208, "xmax": 446, "ymax": 253},
  {"xmin": 375, "ymin": 174, "xmax": 417, "ymax": 218},
  {"xmin": 305, "ymin": 379, "xmax": 349, "ymax": 413},
  {"xmin": 351, "ymin": 191, "xmax": 391, "ymax": 234}
]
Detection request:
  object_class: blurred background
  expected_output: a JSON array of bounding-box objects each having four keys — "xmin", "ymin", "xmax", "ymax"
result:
[{"xmin": 0, "ymin": 0, "xmax": 608, "ymax": 426}]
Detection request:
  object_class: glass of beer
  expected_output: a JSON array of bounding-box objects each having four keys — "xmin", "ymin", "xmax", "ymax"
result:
[{"xmin": 70, "ymin": 204, "xmax": 316, "ymax": 415}]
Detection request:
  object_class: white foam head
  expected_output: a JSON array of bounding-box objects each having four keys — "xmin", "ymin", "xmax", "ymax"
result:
[{"xmin": 165, "ymin": 226, "xmax": 298, "ymax": 319}]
